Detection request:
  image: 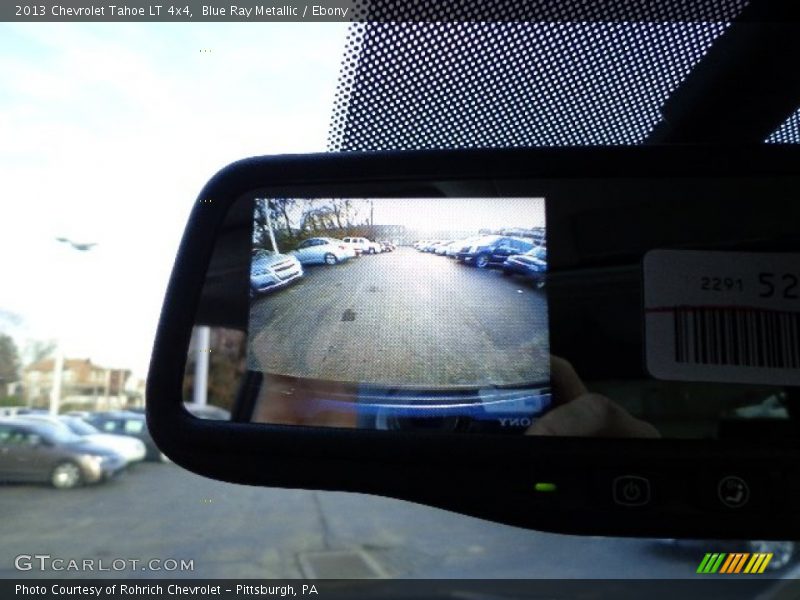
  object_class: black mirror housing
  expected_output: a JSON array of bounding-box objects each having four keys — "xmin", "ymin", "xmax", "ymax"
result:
[{"xmin": 148, "ymin": 146, "xmax": 800, "ymax": 540}]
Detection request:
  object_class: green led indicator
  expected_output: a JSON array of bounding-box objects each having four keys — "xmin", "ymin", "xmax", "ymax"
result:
[{"xmin": 534, "ymin": 482, "xmax": 557, "ymax": 492}]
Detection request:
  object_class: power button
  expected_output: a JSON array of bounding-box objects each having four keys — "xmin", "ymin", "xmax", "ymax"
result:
[{"xmin": 613, "ymin": 475, "xmax": 651, "ymax": 507}]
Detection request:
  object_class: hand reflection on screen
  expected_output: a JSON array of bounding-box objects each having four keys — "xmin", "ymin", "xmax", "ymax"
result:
[
  {"xmin": 526, "ymin": 356, "xmax": 660, "ymax": 438},
  {"xmin": 252, "ymin": 358, "xmax": 659, "ymax": 438}
]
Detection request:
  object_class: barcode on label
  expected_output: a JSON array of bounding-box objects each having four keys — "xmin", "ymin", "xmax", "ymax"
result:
[{"xmin": 673, "ymin": 307, "xmax": 800, "ymax": 369}]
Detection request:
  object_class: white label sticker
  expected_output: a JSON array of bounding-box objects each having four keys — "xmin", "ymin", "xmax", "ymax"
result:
[{"xmin": 643, "ymin": 250, "xmax": 800, "ymax": 386}]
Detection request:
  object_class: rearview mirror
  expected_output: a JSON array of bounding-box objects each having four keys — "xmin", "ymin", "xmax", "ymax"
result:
[{"xmin": 148, "ymin": 146, "xmax": 800, "ymax": 540}]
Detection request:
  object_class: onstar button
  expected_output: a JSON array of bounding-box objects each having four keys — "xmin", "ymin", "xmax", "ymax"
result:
[
  {"xmin": 613, "ymin": 475, "xmax": 651, "ymax": 507},
  {"xmin": 717, "ymin": 475, "xmax": 750, "ymax": 509}
]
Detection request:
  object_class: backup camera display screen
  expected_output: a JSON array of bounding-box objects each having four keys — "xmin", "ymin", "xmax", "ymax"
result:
[{"xmin": 246, "ymin": 197, "xmax": 550, "ymax": 430}]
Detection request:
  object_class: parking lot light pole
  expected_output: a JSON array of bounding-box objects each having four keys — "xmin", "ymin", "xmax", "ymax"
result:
[
  {"xmin": 265, "ymin": 199, "xmax": 279, "ymax": 253},
  {"xmin": 193, "ymin": 326, "xmax": 210, "ymax": 407}
]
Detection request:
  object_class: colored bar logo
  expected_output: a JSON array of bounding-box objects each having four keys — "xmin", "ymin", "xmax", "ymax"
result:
[{"xmin": 697, "ymin": 553, "xmax": 773, "ymax": 574}]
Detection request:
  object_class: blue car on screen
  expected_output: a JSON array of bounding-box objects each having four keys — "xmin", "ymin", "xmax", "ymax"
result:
[{"xmin": 502, "ymin": 245, "xmax": 547, "ymax": 288}]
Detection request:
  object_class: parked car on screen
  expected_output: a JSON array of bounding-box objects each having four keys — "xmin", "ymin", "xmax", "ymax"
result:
[
  {"xmin": 341, "ymin": 237, "xmax": 365, "ymax": 255},
  {"xmin": 378, "ymin": 241, "xmax": 395, "ymax": 252},
  {"xmin": 0, "ymin": 418, "xmax": 126, "ymax": 489},
  {"xmin": 456, "ymin": 235, "xmax": 535, "ymax": 269},
  {"xmin": 445, "ymin": 238, "xmax": 477, "ymax": 258},
  {"xmin": 84, "ymin": 411, "xmax": 167, "ymax": 462},
  {"xmin": 434, "ymin": 241, "xmax": 454, "ymax": 255},
  {"xmin": 342, "ymin": 237, "xmax": 370, "ymax": 256},
  {"xmin": 250, "ymin": 249, "xmax": 303, "ymax": 296},
  {"xmin": 290, "ymin": 237, "xmax": 351, "ymax": 265},
  {"xmin": 413, "ymin": 240, "xmax": 429, "ymax": 250},
  {"xmin": 502, "ymin": 246, "xmax": 548, "ymax": 288},
  {"xmin": 14, "ymin": 414, "xmax": 146, "ymax": 466},
  {"xmin": 342, "ymin": 236, "xmax": 381, "ymax": 255},
  {"xmin": 338, "ymin": 240, "xmax": 358, "ymax": 259}
]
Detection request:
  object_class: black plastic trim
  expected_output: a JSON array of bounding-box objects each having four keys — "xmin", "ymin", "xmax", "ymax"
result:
[{"xmin": 148, "ymin": 146, "xmax": 800, "ymax": 539}]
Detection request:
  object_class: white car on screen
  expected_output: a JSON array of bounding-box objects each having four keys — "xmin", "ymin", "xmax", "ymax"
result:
[
  {"xmin": 342, "ymin": 236, "xmax": 381, "ymax": 255},
  {"xmin": 290, "ymin": 237, "xmax": 352, "ymax": 265},
  {"xmin": 250, "ymin": 249, "xmax": 304, "ymax": 295},
  {"xmin": 446, "ymin": 237, "xmax": 479, "ymax": 257},
  {"xmin": 337, "ymin": 240, "xmax": 358, "ymax": 259},
  {"xmin": 434, "ymin": 240, "xmax": 454, "ymax": 255}
]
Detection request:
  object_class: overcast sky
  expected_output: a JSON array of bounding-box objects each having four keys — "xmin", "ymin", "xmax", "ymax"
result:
[
  {"xmin": 370, "ymin": 197, "xmax": 545, "ymax": 230},
  {"xmin": 0, "ymin": 23, "xmax": 349, "ymax": 379}
]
